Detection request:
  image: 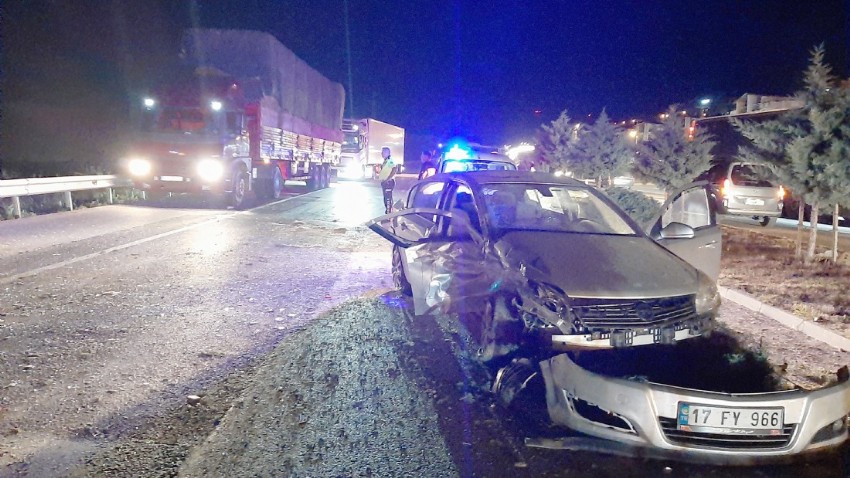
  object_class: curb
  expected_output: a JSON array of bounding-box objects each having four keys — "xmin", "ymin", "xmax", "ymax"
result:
[{"xmin": 718, "ymin": 285, "xmax": 850, "ymax": 352}]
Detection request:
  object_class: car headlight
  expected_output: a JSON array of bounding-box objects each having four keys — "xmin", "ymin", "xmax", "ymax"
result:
[
  {"xmin": 128, "ymin": 158, "xmax": 151, "ymax": 176},
  {"xmin": 197, "ymin": 159, "xmax": 224, "ymax": 182},
  {"xmin": 694, "ymin": 271, "xmax": 721, "ymax": 315}
]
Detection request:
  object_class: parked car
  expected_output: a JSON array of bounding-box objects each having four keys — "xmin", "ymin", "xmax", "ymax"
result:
[
  {"xmin": 368, "ymin": 171, "xmax": 722, "ymax": 356},
  {"xmin": 367, "ymin": 170, "xmax": 850, "ymax": 464},
  {"xmin": 715, "ymin": 161, "xmax": 784, "ymax": 226}
]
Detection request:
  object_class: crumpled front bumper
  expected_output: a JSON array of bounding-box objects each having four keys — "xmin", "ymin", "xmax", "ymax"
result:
[{"xmin": 540, "ymin": 353, "xmax": 850, "ymax": 465}]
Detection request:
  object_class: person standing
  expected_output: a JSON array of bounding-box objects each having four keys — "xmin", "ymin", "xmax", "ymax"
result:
[
  {"xmin": 378, "ymin": 147, "xmax": 398, "ymax": 213},
  {"xmin": 418, "ymin": 150, "xmax": 436, "ymax": 180}
]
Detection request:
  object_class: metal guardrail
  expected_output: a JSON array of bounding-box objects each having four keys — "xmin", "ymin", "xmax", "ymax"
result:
[{"xmin": 0, "ymin": 175, "xmax": 134, "ymax": 219}]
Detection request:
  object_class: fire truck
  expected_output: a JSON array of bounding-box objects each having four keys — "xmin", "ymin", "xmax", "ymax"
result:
[{"xmin": 125, "ymin": 29, "xmax": 345, "ymax": 207}]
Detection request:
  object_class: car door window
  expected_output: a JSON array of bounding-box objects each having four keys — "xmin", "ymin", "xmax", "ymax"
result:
[
  {"xmin": 661, "ymin": 187, "xmax": 713, "ymax": 230},
  {"xmin": 444, "ymin": 184, "xmax": 482, "ymax": 238},
  {"xmin": 408, "ymin": 181, "xmax": 448, "ymax": 224}
]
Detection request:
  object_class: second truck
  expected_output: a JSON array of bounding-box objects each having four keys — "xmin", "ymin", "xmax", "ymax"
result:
[
  {"xmin": 125, "ymin": 28, "xmax": 345, "ymax": 207},
  {"xmin": 339, "ymin": 118, "xmax": 405, "ymax": 180}
]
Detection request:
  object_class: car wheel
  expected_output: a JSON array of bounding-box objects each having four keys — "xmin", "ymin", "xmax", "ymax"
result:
[
  {"xmin": 229, "ymin": 169, "xmax": 247, "ymax": 209},
  {"xmin": 758, "ymin": 216, "xmax": 774, "ymax": 227},
  {"xmin": 493, "ymin": 358, "xmax": 539, "ymax": 407},
  {"xmin": 392, "ymin": 246, "xmax": 412, "ymax": 296}
]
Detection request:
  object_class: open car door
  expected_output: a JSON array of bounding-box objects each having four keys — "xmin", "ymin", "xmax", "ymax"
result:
[
  {"xmin": 367, "ymin": 208, "xmax": 485, "ymax": 315},
  {"xmin": 646, "ymin": 182, "xmax": 721, "ymax": 281}
]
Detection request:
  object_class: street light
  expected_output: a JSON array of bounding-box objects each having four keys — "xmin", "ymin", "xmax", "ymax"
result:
[{"xmin": 700, "ymin": 98, "xmax": 711, "ymax": 106}]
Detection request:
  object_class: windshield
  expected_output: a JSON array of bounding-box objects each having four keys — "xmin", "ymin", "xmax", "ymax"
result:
[
  {"xmin": 142, "ymin": 107, "xmax": 220, "ymax": 134},
  {"xmin": 480, "ymin": 182, "xmax": 637, "ymax": 235},
  {"xmin": 342, "ymin": 132, "xmax": 362, "ymax": 152}
]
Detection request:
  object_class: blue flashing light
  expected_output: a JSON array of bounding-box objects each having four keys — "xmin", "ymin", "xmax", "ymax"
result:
[{"xmin": 445, "ymin": 144, "xmax": 473, "ymax": 161}]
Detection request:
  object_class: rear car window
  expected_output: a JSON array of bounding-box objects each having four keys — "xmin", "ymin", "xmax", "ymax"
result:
[{"xmin": 730, "ymin": 164, "xmax": 774, "ymax": 187}]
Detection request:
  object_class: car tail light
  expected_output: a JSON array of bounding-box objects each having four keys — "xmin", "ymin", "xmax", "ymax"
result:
[
  {"xmin": 778, "ymin": 185, "xmax": 786, "ymax": 199},
  {"xmin": 720, "ymin": 178, "xmax": 732, "ymax": 196}
]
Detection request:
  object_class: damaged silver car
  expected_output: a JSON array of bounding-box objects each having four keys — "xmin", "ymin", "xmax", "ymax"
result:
[
  {"xmin": 368, "ymin": 171, "xmax": 722, "ymax": 357},
  {"xmin": 368, "ymin": 171, "xmax": 850, "ymax": 464}
]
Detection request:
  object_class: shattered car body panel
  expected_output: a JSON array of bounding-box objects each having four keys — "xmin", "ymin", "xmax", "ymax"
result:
[{"xmin": 539, "ymin": 353, "xmax": 850, "ymax": 465}]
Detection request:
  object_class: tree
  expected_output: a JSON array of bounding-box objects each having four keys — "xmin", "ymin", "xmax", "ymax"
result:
[
  {"xmin": 538, "ymin": 110, "xmax": 579, "ymax": 173},
  {"xmin": 734, "ymin": 110, "xmax": 811, "ymax": 259},
  {"xmin": 633, "ymin": 106, "xmax": 716, "ymax": 193},
  {"xmin": 734, "ymin": 45, "xmax": 850, "ymax": 263},
  {"xmin": 570, "ymin": 110, "xmax": 633, "ymax": 186}
]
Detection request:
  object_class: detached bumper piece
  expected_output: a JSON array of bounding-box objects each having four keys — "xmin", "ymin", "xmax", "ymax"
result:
[{"xmin": 540, "ymin": 353, "xmax": 850, "ymax": 465}]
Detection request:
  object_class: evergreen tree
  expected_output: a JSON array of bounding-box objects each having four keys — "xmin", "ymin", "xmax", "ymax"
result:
[
  {"xmin": 571, "ymin": 110, "xmax": 633, "ymax": 187},
  {"xmin": 538, "ymin": 110, "xmax": 579, "ymax": 174},
  {"xmin": 633, "ymin": 106, "xmax": 716, "ymax": 193},
  {"xmin": 734, "ymin": 110, "xmax": 811, "ymax": 259}
]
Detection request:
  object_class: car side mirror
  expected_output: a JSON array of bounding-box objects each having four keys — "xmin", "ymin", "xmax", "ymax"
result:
[
  {"xmin": 659, "ymin": 222, "xmax": 695, "ymax": 240},
  {"xmin": 393, "ymin": 199, "xmax": 405, "ymax": 210}
]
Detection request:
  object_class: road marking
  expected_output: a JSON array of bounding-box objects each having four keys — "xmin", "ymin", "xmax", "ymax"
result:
[
  {"xmin": 0, "ymin": 215, "xmax": 235, "ymax": 285},
  {"xmin": 0, "ymin": 188, "xmax": 328, "ymax": 285}
]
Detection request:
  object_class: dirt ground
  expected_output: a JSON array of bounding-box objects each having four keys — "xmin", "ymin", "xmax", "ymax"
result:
[{"xmin": 719, "ymin": 225, "xmax": 850, "ymax": 339}]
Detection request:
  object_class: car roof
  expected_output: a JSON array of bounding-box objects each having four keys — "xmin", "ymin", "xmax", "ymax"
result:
[{"xmin": 424, "ymin": 170, "xmax": 590, "ymax": 188}]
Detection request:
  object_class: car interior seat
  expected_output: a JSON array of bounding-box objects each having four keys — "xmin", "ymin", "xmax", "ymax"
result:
[
  {"xmin": 489, "ymin": 191, "xmax": 517, "ymax": 228},
  {"xmin": 454, "ymin": 192, "xmax": 481, "ymax": 234}
]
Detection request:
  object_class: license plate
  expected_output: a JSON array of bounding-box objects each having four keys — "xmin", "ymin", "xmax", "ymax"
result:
[
  {"xmin": 745, "ymin": 198, "xmax": 765, "ymax": 206},
  {"xmin": 677, "ymin": 402, "xmax": 784, "ymax": 435},
  {"xmin": 159, "ymin": 175, "xmax": 184, "ymax": 182}
]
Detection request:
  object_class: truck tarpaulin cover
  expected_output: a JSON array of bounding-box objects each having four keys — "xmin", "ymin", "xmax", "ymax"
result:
[{"xmin": 181, "ymin": 28, "xmax": 345, "ymax": 141}]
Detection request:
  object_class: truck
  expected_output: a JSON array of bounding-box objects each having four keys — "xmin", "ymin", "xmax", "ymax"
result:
[
  {"xmin": 338, "ymin": 118, "xmax": 405, "ymax": 180},
  {"xmin": 125, "ymin": 28, "xmax": 346, "ymax": 207}
]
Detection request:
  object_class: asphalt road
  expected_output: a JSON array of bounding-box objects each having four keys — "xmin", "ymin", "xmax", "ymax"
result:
[{"xmin": 1, "ymin": 181, "xmax": 848, "ymax": 477}]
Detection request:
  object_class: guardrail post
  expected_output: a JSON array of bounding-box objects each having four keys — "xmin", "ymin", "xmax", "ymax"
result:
[
  {"xmin": 12, "ymin": 196, "xmax": 22, "ymax": 219},
  {"xmin": 64, "ymin": 191, "xmax": 74, "ymax": 211},
  {"xmin": 107, "ymin": 188, "xmax": 114, "ymax": 204}
]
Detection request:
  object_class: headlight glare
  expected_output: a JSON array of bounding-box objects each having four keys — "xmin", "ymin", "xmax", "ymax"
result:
[
  {"xmin": 694, "ymin": 272, "xmax": 721, "ymax": 315},
  {"xmin": 128, "ymin": 158, "xmax": 151, "ymax": 176},
  {"xmin": 197, "ymin": 159, "xmax": 224, "ymax": 182}
]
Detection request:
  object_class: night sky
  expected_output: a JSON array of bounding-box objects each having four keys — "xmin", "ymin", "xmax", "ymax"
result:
[{"xmin": 2, "ymin": 0, "xmax": 848, "ymax": 163}]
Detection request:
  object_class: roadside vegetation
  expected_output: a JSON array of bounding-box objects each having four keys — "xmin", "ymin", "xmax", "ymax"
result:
[{"xmin": 721, "ymin": 225, "xmax": 850, "ymax": 337}]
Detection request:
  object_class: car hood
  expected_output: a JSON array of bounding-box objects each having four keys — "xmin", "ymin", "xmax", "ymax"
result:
[{"xmin": 493, "ymin": 231, "xmax": 699, "ymax": 298}]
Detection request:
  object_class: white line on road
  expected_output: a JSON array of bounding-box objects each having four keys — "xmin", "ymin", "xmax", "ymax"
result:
[
  {"xmin": 0, "ymin": 215, "xmax": 231, "ymax": 286},
  {"xmin": 0, "ymin": 191, "xmax": 321, "ymax": 285}
]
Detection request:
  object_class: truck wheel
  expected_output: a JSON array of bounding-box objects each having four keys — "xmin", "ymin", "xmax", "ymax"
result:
[
  {"xmin": 271, "ymin": 166, "xmax": 284, "ymax": 199},
  {"xmin": 306, "ymin": 166, "xmax": 318, "ymax": 191},
  {"xmin": 229, "ymin": 170, "xmax": 248, "ymax": 209},
  {"xmin": 322, "ymin": 165, "xmax": 331, "ymax": 189}
]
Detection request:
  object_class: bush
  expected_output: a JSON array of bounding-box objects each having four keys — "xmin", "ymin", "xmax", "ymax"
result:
[{"xmin": 603, "ymin": 187, "xmax": 661, "ymax": 226}]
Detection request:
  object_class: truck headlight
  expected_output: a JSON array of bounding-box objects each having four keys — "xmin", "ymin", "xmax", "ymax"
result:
[
  {"xmin": 694, "ymin": 272, "xmax": 721, "ymax": 315},
  {"xmin": 128, "ymin": 158, "xmax": 152, "ymax": 176},
  {"xmin": 197, "ymin": 159, "xmax": 224, "ymax": 182}
]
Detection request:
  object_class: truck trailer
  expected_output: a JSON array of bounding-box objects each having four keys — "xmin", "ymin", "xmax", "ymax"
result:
[
  {"xmin": 339, "ymin": 118, "xmax": 405, "ymax": 180},
  {"xmin": 125, "ymin": 29, "xmax": 345, "ymax": 207}
]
